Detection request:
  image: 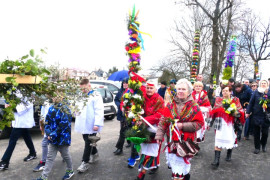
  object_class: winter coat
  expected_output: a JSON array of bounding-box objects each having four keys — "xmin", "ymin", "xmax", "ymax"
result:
[
  {"xmin": 158, "ymin": 87, "xmax": 167, "ymax": 99},
  {"xmin": 234, "ymin": 84, "xmax": 253, "ymax": 109},
  {"xmin": 45, "ymin": 103, "xmax": 72, "ymax": 146},
  {"xmin": 246, "ymin": 89, "xmax": 270, "ymax": 126},
  {"xmin": 115, "ymin": 88, "xmax": 126, "ymax": 121}
]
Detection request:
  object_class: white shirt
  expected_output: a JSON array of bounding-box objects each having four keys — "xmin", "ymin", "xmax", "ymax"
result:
[
  {"xmin": 75, "ymin": 90, "xmax": 104, "ymax": 134},
  {"xmin": 12, "ymin": 101, "xmax": 35, "ymax": 128}
]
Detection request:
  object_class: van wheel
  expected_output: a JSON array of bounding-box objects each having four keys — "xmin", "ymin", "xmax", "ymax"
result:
[
  {"xmin": 105, "ymin": 115, "xmax": 115, "ymax": 120},
  {"xmin": 0, "ymin": 127, "xmax": 12, "ymax": 139}
]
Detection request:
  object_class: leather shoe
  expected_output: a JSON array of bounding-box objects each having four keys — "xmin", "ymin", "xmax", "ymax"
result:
[
  {"xmin": 253, "ymin": 149, "xmax": 260, "ymax": 154},
  {"xmin": 262, "ymin": 146, "xmax": 267, "ymax": 152},
  {"xmin": 114, "ymin": 149, "xmax": 123, "ymax": 155},
  {"xmin": 126, "ymin": 143, "xmax": 131, "ymax": 148}
]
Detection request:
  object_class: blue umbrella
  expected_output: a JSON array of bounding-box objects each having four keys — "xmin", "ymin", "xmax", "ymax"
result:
[{"xmin": 107, "ymin": 70, "xmax": 129, "ymax": 81}]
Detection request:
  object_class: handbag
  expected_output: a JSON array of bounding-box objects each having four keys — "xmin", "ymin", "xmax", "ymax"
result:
[{"xmin": 169, "ymin": 138, "xmax": 200, "ymax": 157}]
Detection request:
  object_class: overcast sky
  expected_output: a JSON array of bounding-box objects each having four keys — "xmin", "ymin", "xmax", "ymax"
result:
[{"xmin": 0, "ymin": 0, "xmax": 269, "ymax": 74}]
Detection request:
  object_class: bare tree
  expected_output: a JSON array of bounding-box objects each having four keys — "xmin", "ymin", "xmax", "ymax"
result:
[{"xmin": 241, "ymin": 14, "xmax": 270, "ymax": 79}]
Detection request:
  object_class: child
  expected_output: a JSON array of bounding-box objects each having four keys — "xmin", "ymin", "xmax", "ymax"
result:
[{"xmin": 36, "ymin": 94, "xmax": 74, "ymax": 180}]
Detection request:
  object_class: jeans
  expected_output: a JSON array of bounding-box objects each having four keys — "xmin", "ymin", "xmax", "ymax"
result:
[
  {"xmin": 42, "ymin": 144, "xmax": 73, "ymax": 178},
  {"xmin": 1, "ymin": 128, "xmax": 36, "ymax": 164},
  {"xmin": 244, "ymin": 118, "xmax": 250, "ymax": 138},
  {"xmin": 41, "ymin": 136, "xmax": 49, "ymax": 162},
  {"xmin": 115, "ymin": 121, "xmax": 128, "ymax": 149},
  {"xmin": 253, "ymin": 124, "xmax": 269, "ymax": 149},
  {"xmin": 82, "ymin": 134, "xmax": 98, "ymax": 163}
]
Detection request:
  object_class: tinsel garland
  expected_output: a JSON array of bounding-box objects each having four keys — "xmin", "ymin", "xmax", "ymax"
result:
[
  {"xmin": 222, "ymin": 36, "xmax": 237, "ymax": 80},
  {"xmin": 190, "ymin": 30, "xmax": 200, "ymax": 83},
  {"xmin": 123, "ymin": 5, "xmax": 149, "ymax": 146}
]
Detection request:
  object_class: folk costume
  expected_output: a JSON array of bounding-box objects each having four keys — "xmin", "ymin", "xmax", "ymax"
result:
[
  {"xmin": 137, "ymin": 87, "xmax": 165, "ymax": 180},
  {"xmin": 192, "ymin": 90, "xmax": 211, "ymax": 142},
  {"xmin": 156, "ymin": 95, "xmax": 204, "ymax": 179},
  {"xmin": 208, "ymin": 96, "xmax": 245, "ymax": 167}
]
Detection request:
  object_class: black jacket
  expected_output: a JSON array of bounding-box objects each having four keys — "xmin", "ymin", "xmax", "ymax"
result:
[
  {"xmin": 246, "ymin": 89, "xmax": 270, "ymax": 126},
  {"xmin": 158, "ymin": 87, "xmax": 167, "ymax": 99},
  {"xmin": 114, "ymin": 88, "xmax": 126, "ymax": 121},
  {"xmin": 235, "ymin": 84, "xmax": 253, "ymax": 109}
]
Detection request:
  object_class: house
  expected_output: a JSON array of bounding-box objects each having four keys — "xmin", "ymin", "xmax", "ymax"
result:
[
  {"xmin": 89, "ymin": 69, "xmax": 108, "ymax": 80},
  {"xmin": 61, "ymin": 68, "xmax": 91, "ymax": 81}
]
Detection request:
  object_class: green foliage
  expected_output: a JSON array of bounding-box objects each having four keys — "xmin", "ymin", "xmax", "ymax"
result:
[
  {"xmin": 222, "ymin": 67, "xmax": 232, "ymax": 80},
  {"xmin": 108, "ymin": 66, "xmax": 119, "ymax": 76},
  {"xmin": 125, "ymin": 124, "xmax": 150, "ymax": 141},
  {"xmin": 0, "ymin": 49, "xmax": 88, "ymax": 130}
]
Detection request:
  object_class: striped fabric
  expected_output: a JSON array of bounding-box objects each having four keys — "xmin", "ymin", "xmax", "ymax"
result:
[{"xmin": 138, "ymin": 154, "xmax": 160, "ymax": 170}]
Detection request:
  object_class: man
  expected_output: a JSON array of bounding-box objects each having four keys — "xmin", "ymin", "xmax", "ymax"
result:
[
  {"xmin": 136, "ymin": 80, "xmax": 164, "ymax": 180},
  {"xmin": 243, "ymin": 79, "xmax": 250, "ymax": 87},
  {"xmin": 251, "ymin": 82, "xmax": 258, "ymax": 92},
  {"xmin": 0, "ymin": 97, "xmax": 37, "ymax": 170},
  {"xmin": 234, "ymin": 82, "xmax": 253, "ymax": 141},
  {"xmin": 75, "ymin": 79, "xmax": 104, "ymax": 173},
  {"xmin": 196, "ymin": 74, "xmax": 207, "ymax": 90},
  {"xmin": 158, "ymin": 81, "xmax": 167, "ymax": 99},
  {"xmin": 164, "ymin": 79, "xmax": 176, "ymax": 106}
]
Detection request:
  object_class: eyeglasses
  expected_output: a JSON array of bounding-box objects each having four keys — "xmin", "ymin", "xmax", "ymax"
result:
[{"xmin": 251, "ymin": 85, "xmax": 257, "ymax": 87}]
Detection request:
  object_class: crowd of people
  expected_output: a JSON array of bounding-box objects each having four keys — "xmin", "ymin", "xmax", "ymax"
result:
[{"xmin": 0, "ymin": 75, "xmax": 269, "ymax": 180}]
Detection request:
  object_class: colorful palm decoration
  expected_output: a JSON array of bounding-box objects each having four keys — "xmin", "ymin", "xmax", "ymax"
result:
[
  {"xmin": 222, "ymin": 36, "xmax": 237, "ymax": 80},
  {"xmin": 190, "ymin": 30, "xmax": 200, "ymax": 84}
]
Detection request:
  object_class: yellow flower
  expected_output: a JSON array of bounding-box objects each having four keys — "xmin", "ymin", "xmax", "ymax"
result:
[
  {"xmin": 230, "ymin": 103, "xmax": 236, "ymax": 109},
  {"xmin": 124, "ymin": 93, "xmax": 129, "ymax": 99},
  {"xmin": 225, "ymin": 110, "xmax": 231, "ymax": 114},
  {"xmin": 133, "ymin": 125, "xmax": 138, "ymax": 130},
  {"xmin": 133, "ymin": 61, "xmax": 138, "ymax": 65},
  {"xmin": 138, "ymin": 81, "xmax": 142, "ymax": 87},
  {"xmin": 131, "ymin": 105, "xmax": 136, "ymax": 111},
  {"xmin": 132, "ymin": 80, "xmax": 136, "ymax": 84}
]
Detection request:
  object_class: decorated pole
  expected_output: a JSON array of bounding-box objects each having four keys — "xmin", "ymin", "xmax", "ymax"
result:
[
  {"xmin": 222, "ymin": 35, "xmax": 237, "ymax": 80},
  {"xmin": 190, "ymin": 30, "xmax": 200, "ymax": 84},
  {"xmin": 123, "ymin": 5, "xmax": 149, "ymax": 152}
]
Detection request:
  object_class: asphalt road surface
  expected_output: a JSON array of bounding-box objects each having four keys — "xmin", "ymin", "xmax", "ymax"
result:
[{"xmin": 0, "ymin": 118, "xmax": 269, "ymax": 180}]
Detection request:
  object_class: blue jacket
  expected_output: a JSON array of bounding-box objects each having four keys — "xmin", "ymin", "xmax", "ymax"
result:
[
  {"xmin": 246, "ymin": 89, "xmax": 270, "ymax": 126},
  {"xmin": 235, "ymin": 84, "xmax": 253, "ymax": 109},
  {"xmin": 115, "ymin": 88, "xmax": 126, "ymax": 121},
  {"xmin": 158, "ymin": 87, "xmax": 167, "ymax": 99},
  {"xmin": 45, "ymin": 103, "xmax": 72, "ymax": 146}
]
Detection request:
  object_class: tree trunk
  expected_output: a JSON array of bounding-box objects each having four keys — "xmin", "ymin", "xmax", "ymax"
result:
[{"xmin": 210, "ymin": 19, "xmax": 219, "ymax": 84}]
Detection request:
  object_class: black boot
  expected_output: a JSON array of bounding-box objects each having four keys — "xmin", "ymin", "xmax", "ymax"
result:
[
  {"xmin": 211, "ymin": 151, "xmax": 221, "ymax": 168},
  {"xmin": 113, "ymin": 149, "xmax": 123, "ymax": 155},
  {"xmin": 225, "ymin": 149, "xmax": 232, "ymax": 161},
  {"xmin": 262, "ymin": 145, "xmax": 267, "ymax": 152},
  {"xmin": 184, "ymin": 173, "xmax": 190, "ymax": 180}
]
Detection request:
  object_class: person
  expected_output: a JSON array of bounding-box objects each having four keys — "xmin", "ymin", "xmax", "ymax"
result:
[
  {"xmin": 207, "ymin": 85, "xmax": 245, "ymax": 168},
  {"xmin": 113, "ymin": 78, "xmax": 130, "ymax": 155},
  {"xmin": 243, "ymin": 79, "xmax": 250, "ymax": 87},
  {"xmin": 268, "ymin": 78, "xmax": 270, "ymax": 88},
  {"xmin": 251, "ymin": 82, "xmax": 258, "ymax": 92},
  {"xmin": 136, "ymin": 80, "xmax": 165, "ymax": 180},
  {"xmin": 155, "ymin": 79, "xmax": 204, "ymax": 180},
  {"xmin": 192, "ymin": 81, "xmax": 212, "ymax": 142},
  {"xmin": 246, "ymin": 80, "xmax": 270, "ymax": 154},
  {"xmin": 0, "ymin": 96, "xmax": 37, "ymax": 171},
  {"xmin": 158, "ymin": 81, "xmax": 167, "ymax": 99},
  {"xmin": 33, "ymin": 101, "xmax": 52, "ymax": 172},
  {"xmin": 36, "ymin": 92, "xmax": 74, "ymax": 180},
  {"xmin": 164, "ymin": 79, "xmax": 177, "ymax": 106},
  {"xmin": 228, "ymin": 78, "xmax": 235, "ymax": 95},
  {"xmin": 256, "ymin": 77, "xmax": 260, "ymax": 84},
  {"xmin": 196, "ymin": 74, "xmax": 207, "ymax": 91},
  {"xmin": 75, "ymin": 79, "xmax": 104, "ymax": 173},
  {"xmin": 234, "ymin": 82, "xmax": 253, "ymax": 141}
]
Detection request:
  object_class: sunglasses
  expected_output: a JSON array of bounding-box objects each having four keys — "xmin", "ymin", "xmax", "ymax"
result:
[{"xmin": 251, "ymin": 85, "xmax": 257, "ymax": 87}]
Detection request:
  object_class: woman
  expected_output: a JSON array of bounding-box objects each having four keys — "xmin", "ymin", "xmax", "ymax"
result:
[
  {"xmin": 136, "ymin": 81, "xmax": 164, "ymax": 180},
  {"xmin": 113, "ymin": 78, "xmax": 131, "ymax": 155},
  {"xmin": 192, "ymin": 81, "xmax": 212, "ymax": 142},
  {"xmin": 164, "ymin": 79, "xmax": 177, "ymax": 106},
  {"xmin": 155, "ymin": 79, "xmax": 204, "ymax": 180},
  {"xmin": 246, "ymin": 80, "xmax": 270, "ymax": 154},
  {"xmin": 207, "ymin": 85, "xmax": 245, "ymax": 168}
]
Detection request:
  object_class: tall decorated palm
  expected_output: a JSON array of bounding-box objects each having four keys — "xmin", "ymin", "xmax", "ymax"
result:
[
  {"xmin": 222, "ymin": 36, "xmax": 237, "ymax": 80},
  {"xmin": 190, "ymin": 30, "xmax": 200, "ymax": 84},
  {"xmin": 122, "ymin": 5, "xmax": 149, "ymax": 152}
]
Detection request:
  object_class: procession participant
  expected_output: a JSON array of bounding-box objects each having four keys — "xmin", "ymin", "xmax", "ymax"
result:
[
  {"xmin": 234, "ymin": 82, "xmax": 252, "ymax": 141},
  {"xmin": 164, "ymin": 79, "xmax": 177, "ymax": 106},
  {"xmin": 0, "ymin": 95, "xmax": 37, "ymax": 171},
  {"xmin": 246, "ymin": 80, "xmax": 270, "ymax": 154},
  {"xmin": 36, "ymin": 92, "xmax": 74, "ymax": 180},
  {"xmin": 75, "ymin": 79, "xmax": 104, "ymax": 173},
  {"xmin": 136, "ymin": 80, "xmax": 165, "ymax": 180},
  {"xmin": 192, "ymin": 81, "xmax": 212, "ymax": 143},
  {"xmin": 155, "ymin": 78, "xmax": 204, "ymax": 180},
  {"xmin": 33, "ymin": 100, "xmax": 52, "ymax": 172},
  {"xmin": 207, "ymin": 85, "xmax": 245, "ymax": 168},
  {"xmin": 113, "ymin": 78, "xmax": 131, "ymax": 155},
  {"xmin": 158, "ymin": 81, "xmax": 167, "ymax": 99}
]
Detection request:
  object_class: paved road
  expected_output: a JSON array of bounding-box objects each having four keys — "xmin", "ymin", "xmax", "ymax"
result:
[{"xmin": 0, "ymin": 119, "xmax": 269, "ymax": 180}]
